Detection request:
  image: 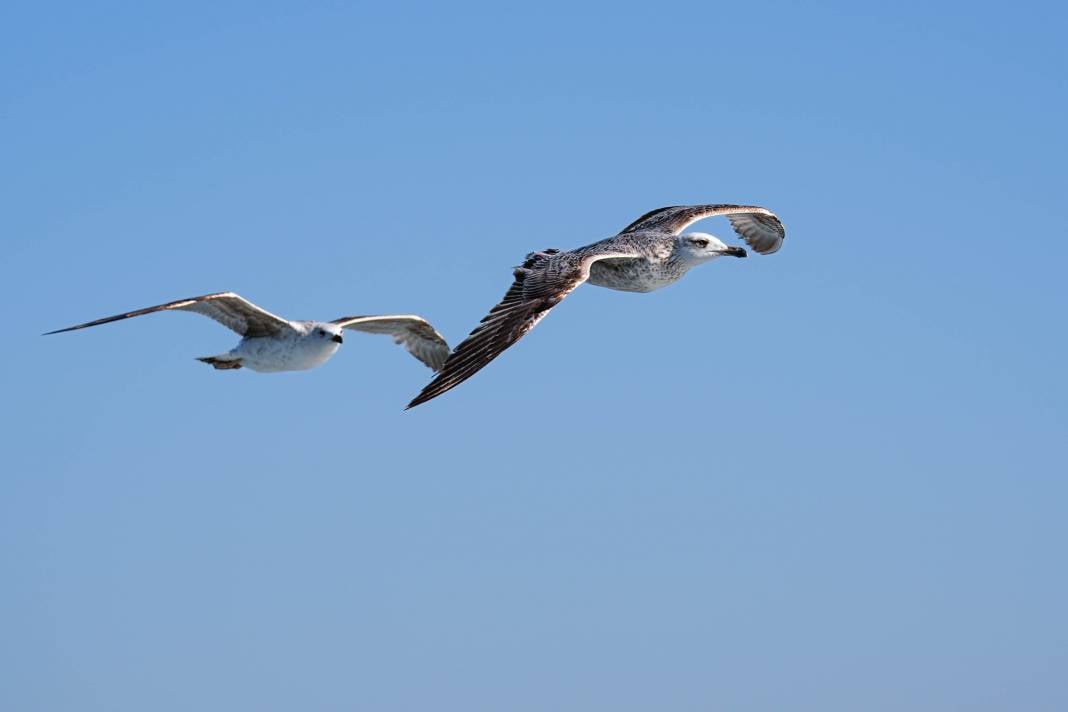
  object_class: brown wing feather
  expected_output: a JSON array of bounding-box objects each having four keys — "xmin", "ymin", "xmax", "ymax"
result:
[
  {"xmin": 407, "ymin": 249, "xmax": 614, "ymax": 408},
  {"xmin": 619, "ymin": 204, "xmax": 785, "ymax": 254},
  {"xmin": 43, "ymin": 292, "xmax": 292, "ymax": 337},
  {"xmin": 331, "ymin": 315, "xmax": 450, "ymax": 371}
]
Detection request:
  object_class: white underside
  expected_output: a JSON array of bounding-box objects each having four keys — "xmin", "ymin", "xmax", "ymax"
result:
[{"xmin": 226, "ymin": 334, "xmax": 341, "ymax": 372}]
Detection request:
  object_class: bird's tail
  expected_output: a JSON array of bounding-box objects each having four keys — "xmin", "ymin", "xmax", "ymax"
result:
[{"xmin": 197, "ymin": 355, "xmax": 243, "ymax": 370}]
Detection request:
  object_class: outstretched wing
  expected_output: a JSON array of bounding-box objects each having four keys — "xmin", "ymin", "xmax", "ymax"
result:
[
  {"xmin": 407, "ymin": 248, "xmax": 638, "ymax": 408},
  {"xmin": 331, "ymin": 315, "xmax": 450, "ymax": 371},
  {"xmin": 619, "ymin": 204, "xmax": 785, "ymax": 255},
  {"xmin": 43, "ymin": 292, "xmax": 293, "ymax": 337}
]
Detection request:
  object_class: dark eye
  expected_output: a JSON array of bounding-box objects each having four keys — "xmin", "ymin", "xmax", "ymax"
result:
[{"xmin": 692, "ymin": 238, "xmax": 709, "ymax": 248}]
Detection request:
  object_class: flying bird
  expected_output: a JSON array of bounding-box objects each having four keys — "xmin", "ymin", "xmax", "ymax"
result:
[
  {"xmin": 45, "ymin": 292, "xmax": 450, "ymax": 373},
  {"xmin": 407, "ymin": 204, "xmax": 785, "ymax": 408}
]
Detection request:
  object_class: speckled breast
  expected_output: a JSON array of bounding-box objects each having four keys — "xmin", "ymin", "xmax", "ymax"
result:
[{"xmin": 587, "ymin": 258, "xmax": 685, "ymax": 293}]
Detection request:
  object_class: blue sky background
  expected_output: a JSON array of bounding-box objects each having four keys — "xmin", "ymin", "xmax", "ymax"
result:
[{"xmin": 3, "ymin": 2, "xmax": 1066, "ymax": 710}]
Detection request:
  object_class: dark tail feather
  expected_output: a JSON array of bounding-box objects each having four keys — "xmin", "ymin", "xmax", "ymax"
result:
[{"xmin": 197, "ymin": 356, "xmax": 243, "ymax": 370}]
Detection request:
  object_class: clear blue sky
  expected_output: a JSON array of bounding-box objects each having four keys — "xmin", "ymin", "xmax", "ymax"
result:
[{"xmin": 3, "ymin": 2, "xmax": 1066, "ymax": 710}]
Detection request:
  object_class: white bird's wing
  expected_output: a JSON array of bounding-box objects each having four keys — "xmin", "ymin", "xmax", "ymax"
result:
[
  {"xmin": 331, "ymin": 315, "xmax": 451, "ymax": 371},
  {"xmin": 619, "ymin": 204, "xmax": 785, "ymax": 254},
  {"xmin": 44, "ymin": 292, "xmax": 293, "ymax": 337},
  {"xmin": 407, "ymin": 247, "xmax": 639, "ymax": 408}
]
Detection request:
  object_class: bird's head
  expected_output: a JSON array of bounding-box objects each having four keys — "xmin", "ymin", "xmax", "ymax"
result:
[
  {"xmin": 677, "ymin": 232, "xmax": 747, "ymax": 263},
  {"xmin": 311, "ymin": 323, "xmax": 345, "ymax": 344}
]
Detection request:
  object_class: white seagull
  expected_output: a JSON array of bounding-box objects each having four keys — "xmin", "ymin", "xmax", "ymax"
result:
[
  {"xmin": 45, "ymin": 292, "xmax": 451, "ymax": 373},
  {"xmin": 407, "ymin": 204, "xmax": 785, "ymax": 408}
]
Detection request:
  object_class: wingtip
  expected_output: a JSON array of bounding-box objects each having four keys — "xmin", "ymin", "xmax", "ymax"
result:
[{"xmin": 407, "ymin": 388, "xmax": 442, "ymax": 409}]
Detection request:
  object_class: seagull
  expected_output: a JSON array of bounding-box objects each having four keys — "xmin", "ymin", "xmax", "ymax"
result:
[
  {"xmin": 45, "ymin": 291, "xmax": 451, "ymax": 373},
  {"xmin": 407, "ymin": 204, "xmax": 785, "ymax": 408}
]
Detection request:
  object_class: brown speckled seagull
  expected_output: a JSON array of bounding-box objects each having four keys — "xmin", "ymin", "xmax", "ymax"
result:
[{"xmin": 407, "ymin": 204, "xmax": 785, "ymax": 408}]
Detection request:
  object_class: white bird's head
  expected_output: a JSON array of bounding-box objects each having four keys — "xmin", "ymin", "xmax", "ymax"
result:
[
  {"xmin": 309, "ymin": 323, "xmax": 345, "ymax": 345},
  {"xmin": 677, "ymin": 232, "xmax": 748, "ymax": 264}
]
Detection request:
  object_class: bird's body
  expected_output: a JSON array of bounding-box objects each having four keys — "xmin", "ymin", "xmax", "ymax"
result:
[
  {"xmin": 46, "ymin": 292, "xmax": 451, "ymax": 375},
  {"xmin": 210, "ymin": 321, "xmax": 343, "ymax": 373},
  {"xmin": 407, "ymin": 204, "xmax": 785, "ymax": 408},
  {"xmin": 581, "ymin": 233, "xmax": 685, "ymax": 292}
]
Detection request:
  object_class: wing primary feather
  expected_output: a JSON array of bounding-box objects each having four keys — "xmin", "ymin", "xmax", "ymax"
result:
[
  {"xmin": 617, "ymin": 203, "xmax": 785, "ymax": 254},
  {"xmin": 406, "ymin": 250, "xmax": 630, "ymax": 408},
  {"xmin": 332, "ymin": 314, "xmax": 450, "ymax": 370},
  {"xmin": 43, "ymin": 292, "xmax": 291, "ymax": 337}
]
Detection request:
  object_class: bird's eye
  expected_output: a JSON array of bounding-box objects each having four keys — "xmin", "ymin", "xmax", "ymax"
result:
[{"xmin": 692, "ymin": 238, "xmax": 709, "ymax": 248}]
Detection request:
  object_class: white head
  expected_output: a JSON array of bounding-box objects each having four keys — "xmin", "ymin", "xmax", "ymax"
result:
[
  {"xmin": 307, "ymin": 322, "xmax": 345, "ymax": 346},
  {"xmin": 676, "ymin": 232, "xmax": 748, "ymax": 264}
]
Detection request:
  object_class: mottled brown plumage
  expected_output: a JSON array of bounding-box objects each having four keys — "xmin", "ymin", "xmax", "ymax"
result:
[{"xmin": 407, "ymin": 203, "xmax": 785, "ymax": 408}]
